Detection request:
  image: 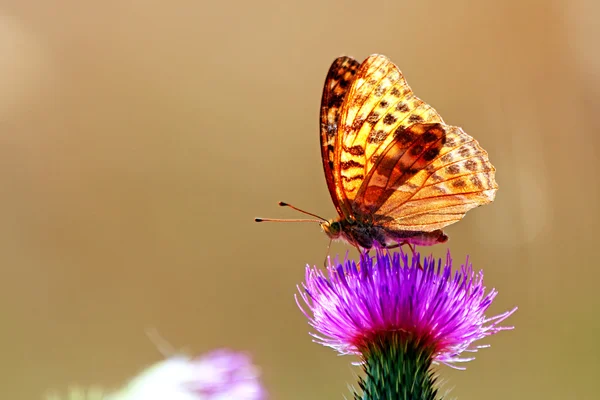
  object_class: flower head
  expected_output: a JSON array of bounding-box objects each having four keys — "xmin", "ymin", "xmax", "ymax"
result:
[{"xmin": 297, "ymin": 250, "xmax": 516, "ymax": 368}]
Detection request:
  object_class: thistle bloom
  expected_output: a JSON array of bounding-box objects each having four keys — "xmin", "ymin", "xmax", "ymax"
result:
[
  {"xmin": 47, "ymin": 349, "xmax": 266, "ymax": 400},
  {"xmin": 297, "ymin": 250, "xmax": 516, "ymax": 399}
]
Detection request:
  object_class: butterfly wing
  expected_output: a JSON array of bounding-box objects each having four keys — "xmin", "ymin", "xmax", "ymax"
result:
[
  {"xmin": 334, "ymin": 55, "xmax": 444, "ymax": 206},
  {"xmin": 320, "ymin": 57, "xmax": 360, "ymax": 217},
  {"xmin": 369, "ymin": 124, "xmax": 497, "ymax": 232},
  {"xmin": 335, "ymin": 54, "xmax": 497, "ymax": 231}
]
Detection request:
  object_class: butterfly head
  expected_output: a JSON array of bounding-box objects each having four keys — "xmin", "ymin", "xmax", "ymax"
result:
[{"xmin": 321, "ymin": 219, "xmax": 342, "ymax": 239}]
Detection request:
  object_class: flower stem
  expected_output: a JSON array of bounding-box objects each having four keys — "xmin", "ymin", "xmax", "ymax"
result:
[{"xmin": 355, "ymin": 333, "xmax": 439, "ymax": 400}]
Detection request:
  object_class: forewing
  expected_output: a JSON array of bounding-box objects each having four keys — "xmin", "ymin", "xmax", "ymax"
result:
[
  {"xmin": 335, "ymin": 54, "xmax": 444, "ymax": 208},
  {"xmin": 320, "ymin": 56, "xmax": 360, "ymax": 216}
]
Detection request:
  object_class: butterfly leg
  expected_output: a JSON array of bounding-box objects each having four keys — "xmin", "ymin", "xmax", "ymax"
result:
[
  {"xmin": 355, "ymin": 245, "xmax": 367, "ymax": 271},
  {"xmin": 384, "ymin": 241, "xmax": 423, "ymax": 269},
  {"xmin": 322, "ymin": 238, "xmax": 334, "ymax": 268},
  {"xmin": 405, "ymin": 243, "xmax": 423, "ymax": 270}
]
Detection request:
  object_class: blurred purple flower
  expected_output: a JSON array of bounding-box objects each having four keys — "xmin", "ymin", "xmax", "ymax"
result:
[
  {"xmin": 297, "ymin": 250, "xmax": 516, "ymax": 368},
  {"xmin": 187, "ymin": 349, "xmax": 267, "ymax": 399},
  {"xmin": 50, "ymin": 349, "xmax": 267, "ymax": 400}
]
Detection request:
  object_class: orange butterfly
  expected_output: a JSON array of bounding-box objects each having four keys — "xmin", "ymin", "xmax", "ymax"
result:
[{"xmin": 257, "ymin": 55, "xmax": 497, "ymax": 252}]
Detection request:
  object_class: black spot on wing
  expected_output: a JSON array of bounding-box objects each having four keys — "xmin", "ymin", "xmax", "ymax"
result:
[
  {"xmin": 341, "ymin": 160, "xmax": 363, "ymax": 170},
  {"xmin": 383, "ymin": 114, "xmax": 397, "ymax": 125}
]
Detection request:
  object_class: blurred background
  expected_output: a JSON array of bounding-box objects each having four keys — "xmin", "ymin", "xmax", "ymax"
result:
[{"xmin": 1, "ymin": 0, "xmax": 598, "ymax": 399}]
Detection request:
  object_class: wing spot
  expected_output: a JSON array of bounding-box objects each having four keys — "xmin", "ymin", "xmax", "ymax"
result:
[
  {"xmin": 374, "ymin": 85, "xmax": 386, "ymax": 96},
  {"xmin": 396, "ymin": 102, "xmax": 409, "ymax": 112},
  {"xmin": 423, "ymin": 147, "xmax": 439, "ymax": 161},
  {"xmin": 342, "ymin": 174, "xmax": 365, "ymax": 182},
  {"xmin": 383, "ymin": 114, "xmax": 397, "ymax": 125},
  {"xmin": 441, "ymin": 153, "xmax": 454, "ymax": 162},
  {"xmin": 446, "ymin": 165, "xmax": 461, "ymax": 175},
  {"xmin": 422, "ymin": 131, "xmax": 439, "ymax": 143},
  {"xmin": 351, "ymin": 119, "xmax": 364, "ymax": 131},
  {"xmin": 445, "ymin": 138, "xmax": 457, "ymax": 147},
  {"xmin": 394, "ymin": 127, "xmax": 416, "ymax": 144},
  {"xmin": 341, "ymin": 160, "xmax": 363, "ymax": 170},
  {"xmin": 330, "ymin": 94, "xmax": 344, "ymax": 108},
  {"xmin": 367, "ymin": 130, "xmax": 388, "ymax": 144},
  {"xmin": 367, "ymin": 113, "xmax": 380, "ymax": 125},
  {"xmin": 452, "ymin": 179, "xmax": 466, "ymax": 188},
  {"xmin": 465, "ymin": 159, "xmax": 478, "ymax": 171},
  {"xmin": 431, "ymin": 173, "xmax": 444, "ymax": 182},
  {"xmin": 326, "ymin": 123, "xmax": 337, "ymax": 137},
  {"xmin": 409, "ymin": 114, "xmax": 424, "ymax": 123},
  {"xmin": 379, "ymin": 100, "xmax": 389, "ymax": 108},
  {"xmin": 470, "ymin": 176, "xmax": 483, "ymax": 189},
  {"xmin": 459, "ymin": 147, "xmax": 471, "ymax": 157},
  {"xmin": 390, "ymin": 87, "xmax": 401, "ymax": 97},
  {"xmin": 345, "ymin": 145, "xmax": 365, "ymax": 156}
]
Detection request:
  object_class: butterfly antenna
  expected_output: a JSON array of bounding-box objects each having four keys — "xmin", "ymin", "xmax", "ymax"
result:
[
  {"xmin": 278, "ymin": 202, "xmax": 328, "ymax": 221},
  {"xmin": 255, "ymin": 202, "xmax": 327, "ymax": 223},
  {"xmin": 255, "ymin": 217, "xmax": 323, "ymax": 223}
]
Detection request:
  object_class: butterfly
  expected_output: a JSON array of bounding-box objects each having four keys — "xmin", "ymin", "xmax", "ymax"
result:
[{"xmin": 256, "ymin": 54, "xmax": 498, "ymax": 252}]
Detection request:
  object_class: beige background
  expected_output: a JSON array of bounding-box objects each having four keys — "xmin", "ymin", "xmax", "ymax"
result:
[{"xmin": 0, "ymin": 0, "xmax": 598, "ymax": 399}]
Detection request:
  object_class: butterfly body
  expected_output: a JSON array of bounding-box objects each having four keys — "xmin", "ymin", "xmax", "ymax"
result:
[{"xmin": 321, "ymin": 217, "xmax": 448, "ymax": 249}]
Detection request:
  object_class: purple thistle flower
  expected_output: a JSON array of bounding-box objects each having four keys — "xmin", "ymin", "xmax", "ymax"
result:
[{"xmin": 297, "ymin": 250, "xmax": 516, "ymax": 399}]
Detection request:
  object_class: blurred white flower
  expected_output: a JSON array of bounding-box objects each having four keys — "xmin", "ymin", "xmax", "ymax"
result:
[{"xmin": 47, "ymin": 350, "xmax": 266, "ymax": 400}]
